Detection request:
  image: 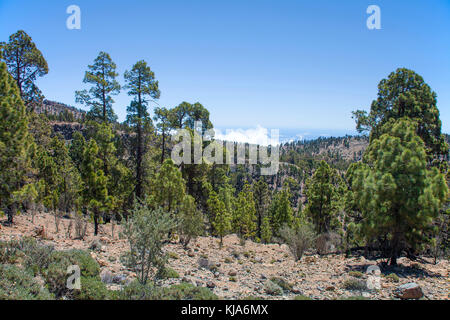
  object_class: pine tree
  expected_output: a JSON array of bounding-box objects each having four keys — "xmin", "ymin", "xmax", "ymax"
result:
[
  {"xmin": 154, "ymin": 106, "xmax": 173, "ymax": 164},
  {"xmin": 353, "ymin": 68, "xmax": 448, "ymax": 160},
  {"xmin": 0, "ymin": 30, "xmax": 48, "ymax": 108},
  {"xmin": 148, "ymin": 159, "xmax": 186, "ymax": 213},
  {"xmin": 0, "ymin": 62, "xmax": 33, "ymax": 223},
  {"xmin": 269, "ymin": 186, "xmax": 294, "ymax": 236},
  {"xmin": 352, "ymin": 118, "xmax": 448, "ymax": 265},
  {"xmin": 80, "ymin": 139, "xmax": 112, "ymax": 235},
  {"xmin": 177, "ymin": 194, "xmax": 204, "ymax": 248},
  {"xmin": 208, "ymin": 191, "xmax": 231, "ymax": 247},
  {"xmin": 50, "ymin": 134, "xmax": 82, "ymax": 213},
  {"xmin": 253, "ymin": 180, "xmax": 269, "ymax": 239},
  {"xmin": 261, "ymin": 216, "xmax": 272, "ymax": 244},
  {"xmin": 124, "ymin": 60, "xmax": 160, "ymax": 198},
  {"xmin": 69, "ymin": 131, "xmax": 86, "ymax": 170},
  {"xmin": 85, "ymin": 121, "xmax": 131, "ymax": 211},
  {"xmin": 304, "ymin": 160, "xmax": 344, "ymax": 234},
  {"xmin": 233, "ymin": 183, "xmax": 257, "ymax": 240},
  {"xmin": 75, "ymin": 52, "xmax": 120, "ymax": 123}
]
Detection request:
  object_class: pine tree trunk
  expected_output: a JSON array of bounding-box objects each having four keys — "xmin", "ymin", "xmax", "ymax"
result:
[
  {"xmin": 94, "ymin": 212, "xmax": 99, "ymax": 236},
  {"xmin": 6, "ymin": 205, "xmax": 14, "ymax": 224}
]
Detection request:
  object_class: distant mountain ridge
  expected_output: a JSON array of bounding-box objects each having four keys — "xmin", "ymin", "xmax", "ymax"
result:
[{"xmin": 35, "ymin": 99, "xmax": 86, "ymax": 121}]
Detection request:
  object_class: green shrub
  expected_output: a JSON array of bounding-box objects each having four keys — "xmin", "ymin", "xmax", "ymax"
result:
[
  {"xmin": 43, "ymin": 249, "xmax": 100, "ymax": 298},
  {"xmin": 167, "ymin": 252, "xmax": 179, "ymax": 260},
  {"xmin": 157, "ymin": 267, "xmax": 180, "ymax": 279},
  {"xmin": 293, "ymin": 295, "xmax": 312, "ymax": 300},
  {"xmin": 385, "ymin": 273, "xmax": 400, "ymax": 282},
  {"xmin": 342, "ymin": 278, "xmax": 367, "ymax": 291},
  {"xmin": 0, "ymin": 240, "xmax": 22, "ymax": 264},
  {"xmin": 0, "ymin": 238, "xmax": 54, "ymax": 275},
  {"xmin": 72, "ymin": 276, "xmax": 111, "ymax": 300},
  {"xmin": 121, "ymin": 202, "xmax": 176, "ymax": 285},
  {"xmin": 338, "ymin": 296, "xmax": 370, "ymax": 300},
  {"xmin": 264, "ymin": 280, "xmax": 283, "ymax": 296},
  {"xmin": 119, "ymin": 280, "xmax": 156, "ymax": 300},
  {"xmin": 348, "ymin": 271, "xmax": 364, "ymax": 278},
  {"xmin": 119, "ymin": 281, "xmax": 218, "ymax": 301},
  {"xmin": 20, "ymin": 238, "xmax": 54, "ymax": 276},
  {"xmin": 241, "ymin": 296, "xmax": 265, "ymax": 300},
  {"xmin": 155, "ymin": 283, "xmax": 218, "ymax": 300},
  {"xmin": 270, "ymin": 277, "xmax": 293, "ymax": 293},
  {"xmin": 0, "ymin": 264, "xmax": 53, "ymax": 300},
  {"xmin": 279, "ymin": 223, "xmax": 316, "ymax": 261}
]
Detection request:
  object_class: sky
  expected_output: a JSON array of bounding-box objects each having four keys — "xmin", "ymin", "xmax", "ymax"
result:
[{"xmin": 1, "ymin": 0, "xmax": 449, "ymax": 142}]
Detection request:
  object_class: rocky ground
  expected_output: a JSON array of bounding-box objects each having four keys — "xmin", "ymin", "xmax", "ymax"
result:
[{"xmin": 1, "ymin": 212, "xmax": 449, "ymax": 300}]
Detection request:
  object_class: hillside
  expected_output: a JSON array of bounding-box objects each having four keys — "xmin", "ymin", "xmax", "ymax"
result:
[{"xmin": 1, "ymin": 211, "xmax": 448, "ymax": 300}]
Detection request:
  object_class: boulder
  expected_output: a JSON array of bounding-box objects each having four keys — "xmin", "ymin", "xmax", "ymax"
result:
[
  {"xmin": 395, "ymin": 283, "xmax": 423, "ymax": 299},
  {"xmin": 198, "ymin": 257, "xmax": 209, "ymax": 268},
  {"xmin": 228, "ymin": 270, "xmax": 237, "ymax": 276},
  {"xmin": 89, "ymin": 239, "xmax": 102, "ymax": 251},
  {"xmin": 100, "ymin": 269, "xmax": 113, "ymax": 284}
]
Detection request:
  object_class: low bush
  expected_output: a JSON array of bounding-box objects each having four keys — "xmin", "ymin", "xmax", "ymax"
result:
[
  {"xmin": 293, "ymin": 295, "xmax": 312, "ymax": 300},
  {"xmin": 157, "ymin": 266, "xmax": 180, "ymax": 279},
  {"xmin": 385, "ymin": 273, "xmax": 400, "ymax": 282},
  {"xmin": 348, "ymin": 271, "xmax": 364, "ymax": 278},
  {"xmin": 0, "ymin": 240, "xmax": 22, "ymax": 264},
  {"xmin": 264, "ymin": 280, "xmax": 283, "ymax": 296},
  {"xmin": 279, "ymin": 224, "xmax": 316, "ymax": 261},
  {"xmin": 342, "ymin": 278, "xmax": 367, "ymax": 291},
  {"xmin": 0, "ymin": 264, "xmax": 53, "ymax": 300},
  {"xmin": 72, "ymin": 276, "xmax": 112, "ymax": 300},
  {"xmin": 43, "ymin": 249, "xmax": 101, "ymax": 298},
  {"xmin": 119, "ymin": 281, "xmax": 218, "ymax": 300},
  {"xmin": 155, "ymin": 283, "xmax": 218, "ymax": 300},
  {"xmin": 119, "ymin": 280, "xmax": 156, "ymax": 300},
  {"xmin": 269, "ymin": 277, "xmax": 293, "ymax": 293}
]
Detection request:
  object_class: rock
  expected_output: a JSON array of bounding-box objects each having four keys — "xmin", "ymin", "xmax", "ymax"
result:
[
  {"xmin": 112, "ymin": 274, "xmax": 127, "ymax": 284},
  {"xmin": 325, "ymin": 286, "xmax": 335, "ymax": 291},
  {"xmin": 89, "ymin": 239, "xmax": 102, "ymax": 251},
  {"xmin": 254, "ymin": 257, "xmax": 263, "ymax": 263},
  {"xmin": 97, "ymin": 259, "xmax": 108, "ymax": 267},
  {"xmin": 395, "ymin": 283, "xmax": 424, "ymax": 300},
  {"xmin": 206, "ymin": 281, "xmax": 216, "ymax": 289},
  {"xmin": 198, "ymin": 257, "xmax": 209, "ymax": 269},
  {"xmin": 100, "ymin": 236, "xmax": 109, "ymax": 243},
  {"xmin": 196, "ymin": 280, "xmax": 204, "ymax": 287},
  {"xmin": 228, "ymin": 270, "xmax": 237, "ymax": 276},
  {"xmin": 291, "ymin": 286, "xmax": 302, "ymax": 294},
  {"xmin": 214, "ymin": 272, "xmax": 220, "ymax": 278},
  {"xmin": 34, "ymin": 226, "xmax": 46, "ymax": 239},
  {"xmin": 100, "ymin": 269, "xmax": 113, "ymax": 284},
  {"xmin": 260, "ymin": 274, "xmax": 267, "ymax": 280},
  {"xmin": 188, "ymin": 250, "xmax": 195, "ymax": 257}
]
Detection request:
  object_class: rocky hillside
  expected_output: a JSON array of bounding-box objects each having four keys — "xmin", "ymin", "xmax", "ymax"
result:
[
  {"xmin": 35, "ymin": 100, "xmax": 86, "ymax": 121},
  {"xmin": 1, "ymin": 211, "xmax": 448, "ymax": 300}
]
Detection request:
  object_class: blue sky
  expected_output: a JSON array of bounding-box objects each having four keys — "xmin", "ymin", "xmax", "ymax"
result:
[{"xmin": 1, "ymin": 0, "xmax": 449, "ymax": 136}]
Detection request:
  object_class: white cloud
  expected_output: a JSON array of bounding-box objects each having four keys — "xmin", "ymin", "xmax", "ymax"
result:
[{"xmin": 214, "ymin": 125, "xmax": 279, "ymax": 146}]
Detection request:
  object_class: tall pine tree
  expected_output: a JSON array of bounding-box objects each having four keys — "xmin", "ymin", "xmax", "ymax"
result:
[
  {"xmin": 0, "ymin": 62, "xmax": 33, "ymax": 223},
  {"xmin": 352, "ymin": 118, "xmax": 448, "ymax": 265},
  {"xmin": 75, "ymin": 52, "xmax": 120, "ymax": 123}
]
